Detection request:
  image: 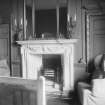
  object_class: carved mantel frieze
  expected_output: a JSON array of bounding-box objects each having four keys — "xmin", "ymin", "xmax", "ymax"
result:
[{"xmin": 22, "ymin": 45, "xmax": 72, "ymax": 55}]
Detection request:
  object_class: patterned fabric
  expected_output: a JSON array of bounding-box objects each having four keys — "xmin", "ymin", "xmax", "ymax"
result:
[
  {"xmin": 92, "ymin": 68, "xmax": 105, "ymax": 79},
  {"xmin": 90, "ymin": 54, "xmax": 105, "ymax": 80}
]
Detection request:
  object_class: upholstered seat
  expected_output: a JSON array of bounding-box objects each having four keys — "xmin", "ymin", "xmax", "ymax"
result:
[{"xmin": 77, "ymin": 54, "xmax": 105, "ymax": 105}]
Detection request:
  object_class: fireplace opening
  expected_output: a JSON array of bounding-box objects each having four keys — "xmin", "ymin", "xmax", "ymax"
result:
[{"xmin": 41, "ymin": 54, "xmax": 63, "ymax": 90}]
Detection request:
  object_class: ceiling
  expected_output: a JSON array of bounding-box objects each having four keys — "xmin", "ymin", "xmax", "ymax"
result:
[{"xmin": 26, "ymin": 0, "xmax": 67, "ymax": 9}]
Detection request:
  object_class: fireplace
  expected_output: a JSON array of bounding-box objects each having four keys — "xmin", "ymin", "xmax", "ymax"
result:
[
  {"xmin": 42, "ymin": 54, "xmax": 62, "ymax": 86},
  {"xmin": 17, "ymin": 39, "xmax": 77, "ymax": 91}
]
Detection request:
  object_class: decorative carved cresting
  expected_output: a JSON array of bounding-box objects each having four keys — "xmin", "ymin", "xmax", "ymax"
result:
[{"xmin": 17, "ymin": 39, "xmax": 78, "ymax": 91}]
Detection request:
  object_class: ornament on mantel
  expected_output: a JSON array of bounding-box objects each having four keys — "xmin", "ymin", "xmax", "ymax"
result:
[{"xmin": 67, "ymin": 12, "xmax": 77, "ymax": 39}]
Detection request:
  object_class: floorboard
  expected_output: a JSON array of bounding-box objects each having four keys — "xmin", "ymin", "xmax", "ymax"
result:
[{"xmin": 45, "ymin": 79, "xmax": 81, "ymax": 105}]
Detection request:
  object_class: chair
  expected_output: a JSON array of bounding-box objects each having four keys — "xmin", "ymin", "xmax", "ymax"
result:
[{"xmin": 77, "ymin": 54, "xmax": 105, "ymax": 105}]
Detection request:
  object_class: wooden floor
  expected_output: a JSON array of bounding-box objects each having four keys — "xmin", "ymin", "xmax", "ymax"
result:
[{"xmin": 45, "ymin": 80, "xmax": 81, "ymax": 105}]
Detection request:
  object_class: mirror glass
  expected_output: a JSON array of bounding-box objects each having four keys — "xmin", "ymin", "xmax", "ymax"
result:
[
  {"xmin": 26, "ymin": 0, "xmax": 33, "ymax": 38},
  {"xmin": 59, "ymin": 0, "xmax": 67, "ymax": 38},
  {"xmin": 35, "ymin": 0, "xmax": 57, "ymax": 38},
  {"xmin": 25, "ymin": 0, "xmax": 67, "ymax": 39}
]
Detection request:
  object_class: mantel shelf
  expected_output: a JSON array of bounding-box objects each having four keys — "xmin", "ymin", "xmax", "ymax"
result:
[{"xmin": 17, "ymin": 39, "xmax": 78, "ymax": 45}]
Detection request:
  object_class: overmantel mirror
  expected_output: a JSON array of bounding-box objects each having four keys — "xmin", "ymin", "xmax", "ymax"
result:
[{"xmin": 24, "ymin": 0, "xmax": 68, "ymax": 40}]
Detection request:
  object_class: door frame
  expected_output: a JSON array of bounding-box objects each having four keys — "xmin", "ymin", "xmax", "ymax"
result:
[{"xmin": 86, "ymin": 12, "xmax": 105, "ymax": 62}]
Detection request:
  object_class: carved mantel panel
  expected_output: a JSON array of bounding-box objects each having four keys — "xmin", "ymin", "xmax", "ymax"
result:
[{"xmin": 21, "ymin": 45, "xmax": 72, "ymax": 55}]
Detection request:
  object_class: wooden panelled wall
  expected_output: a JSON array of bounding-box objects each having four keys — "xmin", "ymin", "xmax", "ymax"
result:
[
  {"xmin": 0, "ymin": 0, "xmax": 105, "ymax": 82},
  {"xmin": 11, "ymin": 0, "xmax": 24, "ymax": 76}
]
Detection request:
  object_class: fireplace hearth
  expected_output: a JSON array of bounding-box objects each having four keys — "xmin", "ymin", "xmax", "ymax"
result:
[{"xmin": 17, "ymin": 39, "xmax": 77, "ymax": 92}]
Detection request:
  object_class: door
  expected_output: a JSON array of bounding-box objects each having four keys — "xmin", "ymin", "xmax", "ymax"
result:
[{"xmin": 89, "ymin": 15, "xmax": 105, "ymax": 59}]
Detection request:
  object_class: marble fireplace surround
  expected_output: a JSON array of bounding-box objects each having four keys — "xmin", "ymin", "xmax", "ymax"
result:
[{"xmin": 17, "ymin": 39, "xmax": 77, "ymax": 91}]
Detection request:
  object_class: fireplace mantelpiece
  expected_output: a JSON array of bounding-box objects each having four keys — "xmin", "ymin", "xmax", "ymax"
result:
[
  {"xmin": 17, "ymin": 39, "xmax": 77, "ymax": 45},
  {"xmin": 17, "ymin": 39, "xmax": 78, "ymax": 91}
]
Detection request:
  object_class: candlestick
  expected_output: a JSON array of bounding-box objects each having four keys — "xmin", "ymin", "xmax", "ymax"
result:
[
  {"xmin": 20, "ymin": 18, "xmax": 23, "ymax": 25},
  {"xmin": 67, "ymin": 14, "xmax": 70, "ymax": 22},
  {"xmin": 14, "ymin": 18, "xmax": 17, "ymax": 26},
  {"xmin": 74, "ymin": 13, "xmax": 76, "ymax": 22}
]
